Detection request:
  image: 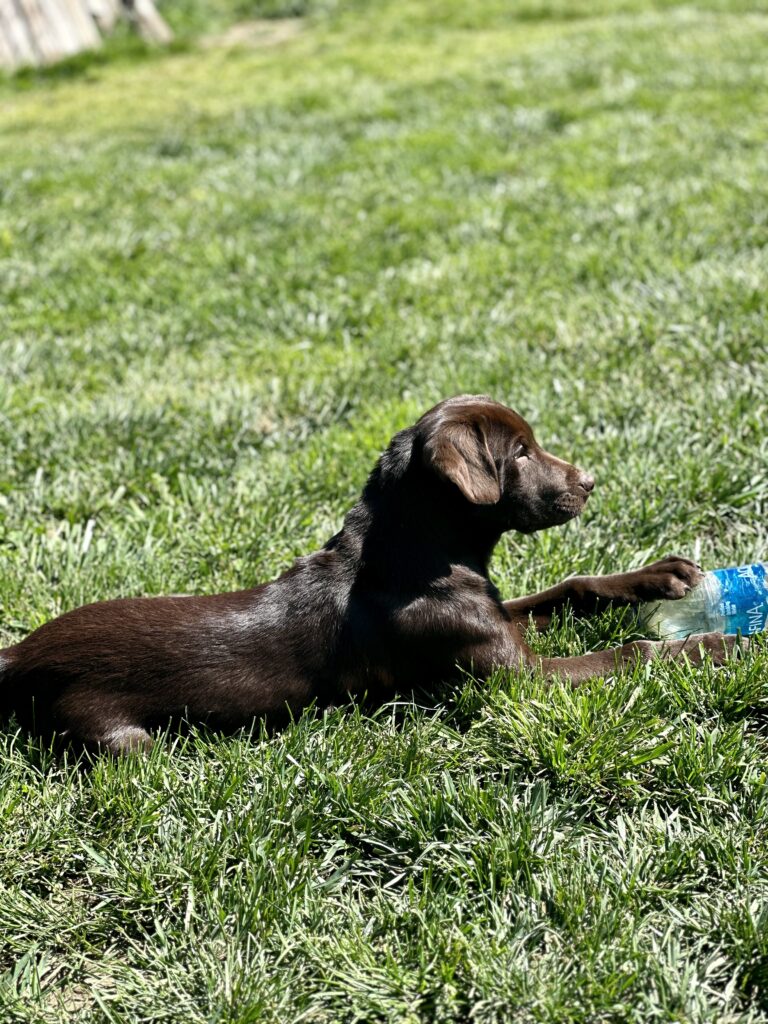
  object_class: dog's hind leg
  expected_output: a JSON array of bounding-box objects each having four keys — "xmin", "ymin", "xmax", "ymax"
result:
[
  {"xmin": 53, "ymin": 689, "xmax": 155, "ymax": 755},
  {"xmin": 95, "ymin": 725, "xmax": 155, "ymax": 755}
]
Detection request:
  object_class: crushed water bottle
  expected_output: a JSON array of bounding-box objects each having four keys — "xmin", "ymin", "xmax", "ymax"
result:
[{"xmin": 641, "ymin": 562, "xmax": 768, "ymax": 640}]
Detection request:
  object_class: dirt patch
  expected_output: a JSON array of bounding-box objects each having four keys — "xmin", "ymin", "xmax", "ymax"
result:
[{"xmin": 202, "ymin": 18, "xmax": 303, "ymax": 51}]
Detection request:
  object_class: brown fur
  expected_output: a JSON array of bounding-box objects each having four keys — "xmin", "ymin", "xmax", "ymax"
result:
[{"xmin": 0, "ymin": 395, "xmax": 742, "ymax": 753}]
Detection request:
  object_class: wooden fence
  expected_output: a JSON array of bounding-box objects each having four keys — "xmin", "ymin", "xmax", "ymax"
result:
[{"xmin": 0, "ymin": 0, "xmax": 171, "ymax": 69}]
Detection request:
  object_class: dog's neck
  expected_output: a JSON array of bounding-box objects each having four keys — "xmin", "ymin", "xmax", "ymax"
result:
[{"xmin": 327, "ymin": 434, "xmax": 503, "ymax": 584}]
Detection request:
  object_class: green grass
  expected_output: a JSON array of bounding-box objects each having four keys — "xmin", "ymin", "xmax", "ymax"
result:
[{"xmin": 2, "ymin": 0, "xmax": 768, "ymax": 1019}]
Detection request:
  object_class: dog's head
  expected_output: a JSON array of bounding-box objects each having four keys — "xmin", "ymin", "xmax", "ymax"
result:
[{"xmin": 417, "ymin": 395, "xmax": 594, "ymax": 534}]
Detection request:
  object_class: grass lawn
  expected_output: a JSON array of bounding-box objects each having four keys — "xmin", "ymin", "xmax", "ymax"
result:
[{"xmin": 2, "ymin": 0, "xmax": 768, "ymax": 1019}]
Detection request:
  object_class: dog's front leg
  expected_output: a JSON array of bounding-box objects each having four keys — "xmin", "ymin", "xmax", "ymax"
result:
[
  {"xmin": 504, "ymin": 555, "xmax": 704, "ymax": 628},
  {"xmin": 531, "ymin": 631, "xmax": 745, "ymax": 684}
]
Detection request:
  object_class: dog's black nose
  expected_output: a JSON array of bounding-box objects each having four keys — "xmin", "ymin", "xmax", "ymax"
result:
[{"xmin": 577, "ymin": 473, "xmax": 595, "ymax": 494}]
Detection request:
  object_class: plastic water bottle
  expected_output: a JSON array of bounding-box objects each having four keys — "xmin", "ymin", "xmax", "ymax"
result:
[{"xmin": 641, "ymin": 562, "xmax": 768, "ymax": 640}]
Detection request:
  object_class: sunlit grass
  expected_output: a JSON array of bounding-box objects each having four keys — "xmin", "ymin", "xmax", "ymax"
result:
[{"xmin": 1, "ymin": 0, "xmax": 768, "ymax": 1019}]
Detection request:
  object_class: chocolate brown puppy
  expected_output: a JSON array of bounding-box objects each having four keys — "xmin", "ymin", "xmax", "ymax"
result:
[{"xmin": 0, "ymin": 395, "xmax": 741, "ymax": 752}]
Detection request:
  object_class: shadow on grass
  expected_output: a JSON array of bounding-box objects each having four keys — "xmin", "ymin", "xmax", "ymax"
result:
[{"xmin": 3, "ymin": 31, "xmax": 192, "ymax": 93}]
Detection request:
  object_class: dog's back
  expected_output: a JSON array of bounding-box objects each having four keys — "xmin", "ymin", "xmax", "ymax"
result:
[{"xmin": 0, "ymin": 554, "xmax": 352, "ymax": 747}]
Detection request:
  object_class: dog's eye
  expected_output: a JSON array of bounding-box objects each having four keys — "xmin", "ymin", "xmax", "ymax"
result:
[{"xmin": 512, "ymin": 443, "xmax": 527, "ymax": 460}]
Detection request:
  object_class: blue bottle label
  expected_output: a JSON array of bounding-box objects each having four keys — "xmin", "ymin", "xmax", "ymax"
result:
[{"xmin": 713, "ymin": 563, "xmax": 768, "ymax": 635}]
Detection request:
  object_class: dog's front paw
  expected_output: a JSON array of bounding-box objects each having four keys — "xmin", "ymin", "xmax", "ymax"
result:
[
  {"xmin": 629, "ymin": 555, "xmax": 705, "ymax": 602},
  {"xmin": 685, "ymin": 631, "xmax": 750, "ymax": 666}
]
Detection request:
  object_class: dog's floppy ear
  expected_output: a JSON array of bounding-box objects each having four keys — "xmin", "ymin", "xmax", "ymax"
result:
[{"xmin": 425, "ymin": 419, "xmax": 501, "ymax": 505}]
